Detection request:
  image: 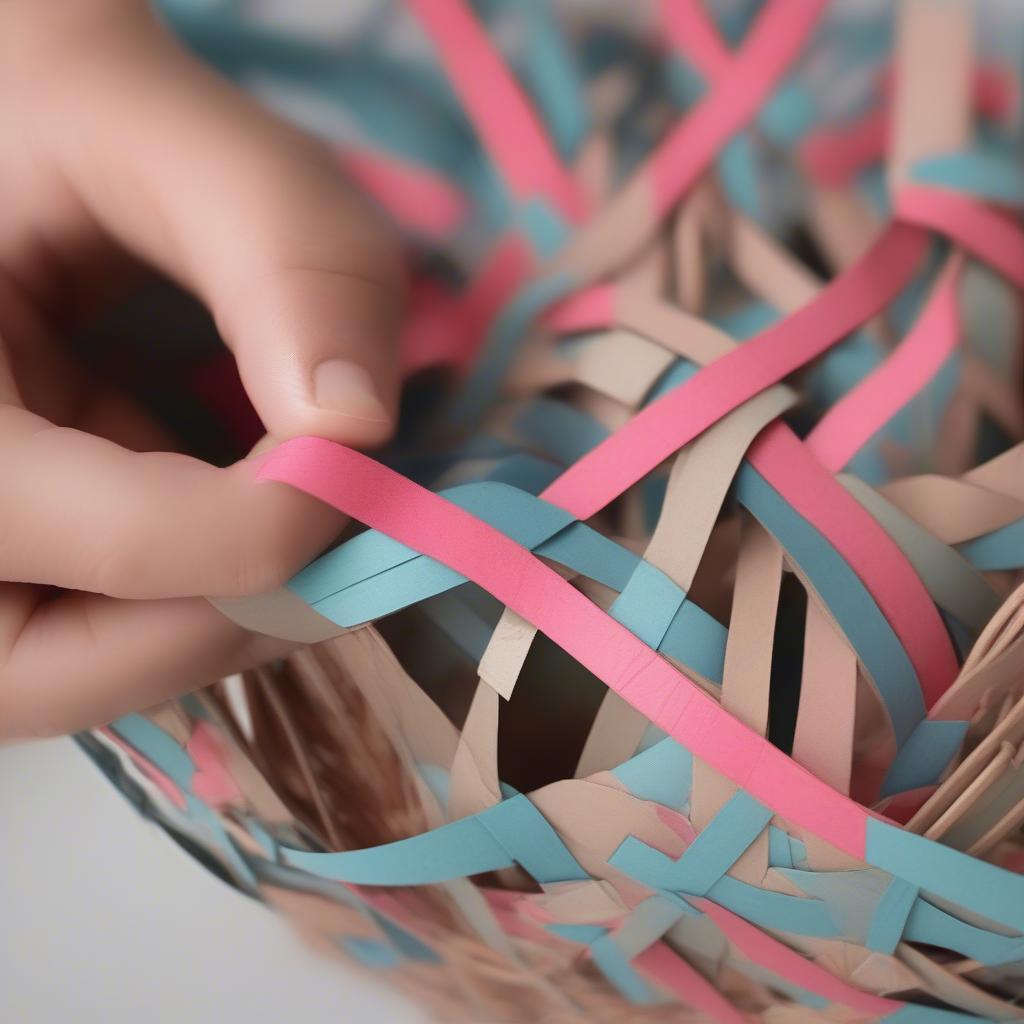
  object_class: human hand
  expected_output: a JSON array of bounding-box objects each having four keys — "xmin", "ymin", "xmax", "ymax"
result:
[{"xmin": 0, "ymin": 0, "xmax": 403, "ymax": 739}]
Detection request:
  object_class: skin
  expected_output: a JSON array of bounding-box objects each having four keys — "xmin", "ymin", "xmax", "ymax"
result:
[{"xmin": 0, "ymin": 0, "xmax": 404, "ymax": 739}]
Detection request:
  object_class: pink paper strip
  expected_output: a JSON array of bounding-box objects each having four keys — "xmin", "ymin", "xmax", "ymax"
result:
[
  {"xmin": 748, "ymin": 423, "xmax": 958, "ymax": 706},
  {"xmin": 542, "ymin": 285, "xmax": 617, "ymax": 335},
  {"xmin": 336, "ymin": 146, "xmax": 467, "ymax": 238},
  {"xmin": 648, "ymin": 0, "xmax": 824, "ymax": 213},
  {"xmin": 806, "ymin": 262, "xmax": 960, "ymax": 473},
  {"xmin": 540, "ymin": 225, "xmax": 957, "ymax": 704},
  {"xmin": 257, "ymin": 438, "xmax": 872, "ymax": 859},
  {"xmin": 897, "ymin": 185, "xmax": 1024, "ymax": 289},
  {"xmin": 539, "ymin": 225, "xmax": 928, "ymax": 520},
  {"xmin": 694, "ymin": 898, "xmax": 900, "ymax": 1015},
  {"xmin": 406, "ymin": 0, "xmax": 586, "ymax": 222},
  {"xmin": 659, "ymin": 0, "xmax": 731, "ymax": 79},
  {"xmin": 400, "ymin": 234, "xmax": 534, "ymax": 373},
  {"xmin": 635, "ymin": 941, "xmax": 746, "ymax": 1024}
]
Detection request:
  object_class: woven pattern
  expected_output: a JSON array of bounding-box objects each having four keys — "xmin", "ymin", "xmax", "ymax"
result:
[{"xmin": 85, "ymin": 2, "xmax": 1024, "ymax": 1020}]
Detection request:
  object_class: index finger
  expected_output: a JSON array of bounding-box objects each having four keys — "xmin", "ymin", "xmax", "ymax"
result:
[{"xmin": 0, "ymin": 404, "xmax": 342, "ymax": 599}]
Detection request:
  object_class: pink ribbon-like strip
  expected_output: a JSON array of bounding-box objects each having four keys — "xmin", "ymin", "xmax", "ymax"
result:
[
  {"xmin": 258, "ymin": 437, "xmax": 875, "ymax": 860},
  {"xmin": 406, "ymin": 0, "xmax": 587, "ymax": 222}
]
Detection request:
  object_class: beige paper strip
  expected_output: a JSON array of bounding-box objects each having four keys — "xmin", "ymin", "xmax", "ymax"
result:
[
  {"xmin": 791, "ymin": 598, "xmax": 856, "ymax": 798},
  {"xmin": 447, "ymin": 681, "xmax": 502, "ymax": 821},
  {"xmin": 574, "ymin": 689, "xmax": 652, "ymax": 780},
  {"xmin": 691, "ymin": 515, "xmax": 782, "ymax": 885},
  {"xmin": 210, "ymin": 589, "xmax": 346, "ymax": 643},
  {"xmin": 889, "ymin": 0, "xmax": 973, "ymax": 192},
  {"xmin": 672, "ymin": 177, "xmax": 721, "ymax": 313},
  {"xmin": 878, "ymin": 475, "xmax": 1024, "ymax": 544},
  {"xmin": 898, "ymin": 946, "xmax": 1024, "ymax": 1021}
]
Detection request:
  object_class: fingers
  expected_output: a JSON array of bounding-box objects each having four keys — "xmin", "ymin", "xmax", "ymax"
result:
[
  {"xmin": 0, "ymin": 402, "xmax": 345, "ymax": 599},
  {"xmin": 0, "ymin": 584, "xmax": 294, "ymax": 740},
  {"xmin": 18, "ymin": 0, "xmax": 404, "ymax": 446}
]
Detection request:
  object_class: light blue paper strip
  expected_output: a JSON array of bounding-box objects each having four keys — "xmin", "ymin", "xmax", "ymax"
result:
[
  {"xmin": 282, "ymin": 793, "xmax": 585, "ymax": 887},
  {"xmin": 881, "ymin": 719, "xmax": 969, "ymax": 797},
  {"xmin": 904, "ymin": 898, "xmax": 1024, "ymax": 966},
  {"xmin": 293, "ymin": 482, "xmax": 728, "ymax": 684},
  {"xmin": 865, "ymin": 878, "xmax": 918, "ymax": 953},
  {"xmin": 111, "ymin": 714, "xmax": 194, "ymax": 788},
  {"xmin": 866, "ymin": 818, "xmax": 1024, "ymax": 935},
  {"xmin": 342, "ymin": 937, "xmax": 403, "ymax": 969},
  {"xmin": 706, "ymin": 876, "xmax": 839, "ymax": 938},
  {"xmin": 591, "ymin": 935, "xmax": 664, "ymax": 1004},
  {"xmin": 912, "ymin": 150, "xmax": 1024, "ymax": 209},
  {"xmin": 283, "ymin": 809, "xmax": 513, "ymax": 884},
  {"xmin": 609, "ymin": 826, "xmax": 837, "ymax": 937},
  {"xmin": 611, "ymin": 738, "xmax": 692, "ymax": 812},
  {"xmin": 611, "ymin": 791, "xmax": 772, "ymax": 896},
  {"xmin": 958, "ymin": 517, "xmax": 1024, "ymax": 571},
  {"xmin": 778, "ymin": 860, "xmax": 892, "ymax": 937},
  {"xmin": 610, "ymin": 561, "xmax": 686, "ymax": 650},
  {"xmin": 767, "ymin": 828, "xmax": 792, "ymax": 869},
  {"xmin": 735, "ymin": 466, "xmax": 927, "ymax": 747},
  {"xmin": 777, "ymin": 867, "xmax": 891, "ymax": 943},
  {"xmin": 884, "ymin": 1007, "xmax": 993, "ymax": 1023}
]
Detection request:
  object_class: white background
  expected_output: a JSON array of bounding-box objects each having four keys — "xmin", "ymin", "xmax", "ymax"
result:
[{"xmin": 0, "ymin": 738, "xmax": 427, "ymax": 1023}]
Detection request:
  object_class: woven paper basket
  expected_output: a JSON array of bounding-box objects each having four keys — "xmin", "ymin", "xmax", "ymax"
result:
[{"xmin": 81, "ymin": 1, "xmax": 1024, "ymax": 1021}]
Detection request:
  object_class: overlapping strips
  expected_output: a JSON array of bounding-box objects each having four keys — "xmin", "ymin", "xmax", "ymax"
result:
[
  {"xmin": 256, "ymin": 439, "xmax": 1024, "ymax": 934},
  {"xmin": 105, "ymin": 704, "xmax": 1024, "ymax": 1022},
  {"xmin": 142, "ymin": 0, "xmax": 1024, "ymax": 1018},
  {"xmin": 278, "ymin": 221, "xmax": 1022, "ymax": 795}
]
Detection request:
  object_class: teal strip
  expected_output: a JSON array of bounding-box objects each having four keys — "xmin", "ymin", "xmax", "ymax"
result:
[
  {"xmin": 958, "ymin": 517, "xmax": 1024, "ymax": 571},
  {"xmin": 736, "ymin": 466, "xmax": 927, "ymax": 746},
  {"xmin": 610, "ymin": 561, "xmax": 686, "ymax": 650},
  {"xmin": 610, "ymin": 791, "xmax": 773, "ymax": 896},
  {"xmin": 451, "ymin": 272, "xmax": 579, "ymax": 426},
  {"xmin": 282, "ymin": 794, "xmax": 585, "ymax": 887},
  {"xmin": 706, "ymin": 876, "xmax": 839, "ymax": 938},
  {"xmin": 612, "ymin": 738, "xmax": 692, "ymax": 811},
  {"xmin": 866, "ymin": 818, "xmax": 1024, "ymax": 935},
  {"xmin": 904, "ymin": 898, "xmax": 1024, "ymax": 965},
  {"xmin": 111, "ymin": 714, "xmax": 194, "ymax": 788},
  {"xmin": 865, "ymin": 878, "xmax": 918, "ymax": 953},
  {"xmin": 912, "ymin": 150, "xmax": 1024, "ymax": 209},
  {"xmin": 881, "ymin": 720, "xmax": 968, "ymax": 796}
]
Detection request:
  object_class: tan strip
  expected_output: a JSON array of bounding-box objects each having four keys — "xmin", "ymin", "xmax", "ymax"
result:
[
  {"xmin": 672, "ymin": 177, "xmax": 721, "ymax": 313},
  {"xmin": 574, "ymin": 329, "xmax": 676, "ymax": 407},
  {"xmin": 808, "ymin": 186, "xmax": 884, "ymax": 272},
  {"xmin": 477, "ymin": 607, "xmax": 536, "ymax": 701},
  {"xmin": 966, "ymin": 438, "xmax": 1024, "ymax": 501},
  {"xmin": 575, "ymin": 689, "xmax": 652, "ymax": 780},
  {"xmin": 791, "ymin": 598, "xmax": 856, "ymax": 798},
  {"xmin": 448, "ymin": 681, "xmax": 502, "ymax": 820},
  {"xmin": 878, "ymin": 475, "xmax": 1024, "ymax": 544},
  {"xmin": 925, "ymin": 742, "xmax": 1015, "ymax": 841},
  {"xmin": 691, "ymin": 515, "xmax": 782, "ymax": 884},
  {"xmin": 209, "ymin": 589, "xmax": 346, "ymax": 643},
  {"xmin": 645, "ymin": 387, "xmax": 794, "ymax": 592},
  {"xmin": 889, "ymin": 0, "xmax": 973, "ymax": 192},
  {"xmin": 726, "ymin": 210, "xmax": 820, "ymax": 313},
  {"xmin": 898, "ymin": 946, "xmax": 1024, "ymax": 1022}
]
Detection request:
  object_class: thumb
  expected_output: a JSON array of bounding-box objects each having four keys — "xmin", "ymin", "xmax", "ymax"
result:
[{"xmin": 27, "ymin": 0, "xmax": 404, "ymax": 444}]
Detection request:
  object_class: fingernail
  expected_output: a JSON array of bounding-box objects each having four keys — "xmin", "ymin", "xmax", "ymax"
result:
[{"xmin": 312, "ymin": 359, "xmax": 389, "ymax": 421}]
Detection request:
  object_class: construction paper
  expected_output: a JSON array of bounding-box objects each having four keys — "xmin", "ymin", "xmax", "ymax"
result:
[{"xmin": 80, "ymin": 3, "xmax": 1024, "ymax": 1019}]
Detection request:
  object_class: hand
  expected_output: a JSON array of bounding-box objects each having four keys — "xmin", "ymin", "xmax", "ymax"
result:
[{"xmin": 0, "ymin": 0, "xmax": 403, "ymax": 739}]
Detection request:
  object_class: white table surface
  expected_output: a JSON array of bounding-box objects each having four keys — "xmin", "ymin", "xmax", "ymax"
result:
[{"xmin": 0, "ymin": 737, "xmax": 428, "ymax": 1023}]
